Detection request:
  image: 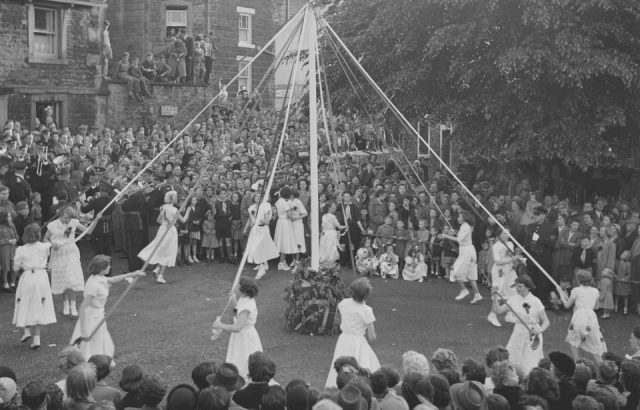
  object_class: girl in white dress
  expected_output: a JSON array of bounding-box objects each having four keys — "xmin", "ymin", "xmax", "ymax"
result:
[
  {"xmin": 245, "ymin": 194, "xmax": 279, "ymax": 280},
  {"xmin": 290, "ymin": 189, "xmax": 308, "ymax": 258},
  {"xmin": 44, "ymin": 206, "xmax": 97, "ymax": 317},
  {"xmin": 402, "ymin": 246, "xmax": 428, "ymax": 282},
  {"xmin": 13, "ymin": 223, "xmax": 56, "ymax": 349},
  {"xmin": 560, "ymin": 270, "xmax": 607, "ymax": 362},
  {"xmin": 491, "ymin": 274, "xmax": 550, "ymax": 374},
  {"xmin": 138, "ymin": 190, "xmax": 190, "ymax": 284},
  {"xmin": 70, "ymin": 255, "xmax": 145, "ymax": 361},
  {"xmin": 439, "ymin": 210, "xmax": 481, "ymax": 303},
  {"xmin": 325, "ymin": 278, "xmax": 380, "ymax": 387},
  {"xmin": 487, "ymin": 228, "xmax": 523, "ymax": 327},
  {"xmin": 319, "ymin": 202, "xmax": 346, "ymax": 269},
  {"xmin": 273, "ymin": 187, "xmax": 297, "ymax": 271},
  {"xmin": 213, "ymin": 278, "xmax": 263, "ymax": 380}
]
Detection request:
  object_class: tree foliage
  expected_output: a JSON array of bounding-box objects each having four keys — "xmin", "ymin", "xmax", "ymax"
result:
[{"xmin": 322, "ymin": 0, "xmax": 640, "ymax": 167}]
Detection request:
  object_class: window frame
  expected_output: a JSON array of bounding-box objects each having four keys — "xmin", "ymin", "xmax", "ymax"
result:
[
  {"xmin": 165, "ymin": 6, "xmax": 188, "ymax": 38},
  {"xmin": 237, "ymin": 6, "xmax": 255, "ymax": 49},
  {"xmin": 237, "ymin": 56, "xmax": 252, "ymax": 93},
  {"xmin": 28, "ymin": 4, "xmax": 68, "ymax": 64}
]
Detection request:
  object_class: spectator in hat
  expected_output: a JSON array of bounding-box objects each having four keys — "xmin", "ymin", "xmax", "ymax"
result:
[
  {"xmin": 548, "ymin": 352, "xmax": 578, "ymax": 409},
  {"xmin": 166, "ymin": 384, "xmax": 197, "ymax": 410},
  {"xmin": 449, "ymin": 381, "xmax": 488, "ymax": 410},
  {"xmin": 206, "ymin": 363, "xmax": 246, "ymax": 410},
  {"xmin": 6, "ymin": 159, "xmax": 30, "ymax": 204}
]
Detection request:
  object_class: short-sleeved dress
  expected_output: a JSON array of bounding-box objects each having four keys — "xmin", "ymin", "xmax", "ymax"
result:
[
  {"xmin": 291, "ymin": 198, "xmax": 307, "ymax": 253},
  {"xmin": 565, "ymin": 286, "xmax": 607, "ymax": 355},
  {"xmin": 70, "ymin": 274, "xmax": 115, "ymax": 360},
  {"xmin": 506, "ymin": 292, "xmax": 545, "ymax": 374},
  {"xmin": 226, "ymin": 296, "xmax": 263, "ymax": 379},
  {"xmin": 13, "ymin": 242, "xmax": 56, "ymax": 327},
  {"xmin": 138, "ymin": 204, "xmax": 179, "ymax": 267},
  {"xmin": 245, "ymin": 203, "xmax": 279, "ymax": 265},
  {"xmin": 48, "ymin": 218, "xmax": 85, "ymax": 294},
  {"xmin": 274, "ymin": 198, "xmax": 297, "ymax": 254},
  {"xmin": 319, "ymin": 213, "xmax": 341, "ymax": 267},
  {"xmin": 452, "ymin": 223, "xmax": 478, "ymax": 282},
  {"xmin": 325, "ymin": 298, "xmax": 381, "ymax": 387}
]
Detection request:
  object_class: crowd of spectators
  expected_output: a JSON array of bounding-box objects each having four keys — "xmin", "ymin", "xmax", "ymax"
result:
[{"xmin": 2, "ymin": 327, "xmax": 640, "ymax": 409}]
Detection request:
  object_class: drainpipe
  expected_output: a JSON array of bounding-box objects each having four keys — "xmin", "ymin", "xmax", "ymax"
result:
[{"xmin": 205, "ymin": 0, "xmax": 210, "ymax": 34}]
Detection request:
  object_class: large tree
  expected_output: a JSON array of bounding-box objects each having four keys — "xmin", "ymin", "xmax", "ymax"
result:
[{"xmin": 322, "ymin": 0, "xmax": 640, "ymax": 168}]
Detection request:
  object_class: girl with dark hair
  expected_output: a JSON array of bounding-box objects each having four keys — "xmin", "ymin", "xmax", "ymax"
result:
[
  {"xmin": 492, "ymin": 274, "xmax": 550, "ymax": 373},
  {"xmin": 70, "ymin": 255, "xmax": 145, "ymax": 360},
  {"xmin": 439, "ymin": 210, "xmax": 482, "ymax": 303},
  {"xmin": 325, "ymin": 278, "xmax": 380, "ymax": 388},
  {"xmin": 44, "ymin": 206, "xmax": 97, "ymax": 316},
  {"xmin": 246, "ymin": 193, "xmax": 279, "ymax": 280},
  {"xmin": 12, "ymin": 223, "xmax": 56, "ymax": 349},
  {"xmin": 213, "ymin": 277, "xmax": 263, "ymax": 379},
  {"xmin": 273, "ymin": 186, "xmax": 297, "ymax": 270}
]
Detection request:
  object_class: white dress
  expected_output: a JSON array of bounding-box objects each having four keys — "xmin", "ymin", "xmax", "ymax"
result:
[
  {"xmin": 138, "ymin": 204, "xmax": 179, "ymax": 267},
  {"xmin": 452, "ymin": 223, "xmax": 478, "ymax": 282},
  {"xmin": 70, "ymin": 275, "xmax": 115, "ymax": 359},
  {"xmin": 505, "ymin": 292, "xmax": 545, "ymax": 373},
  {"xmin": 246, "ymin": 203, "xmax": 279, "ymax": 264},
  {"xmin": 319, "ymin": 213, "xmax": 341, "ymax": 267},
  {"xmin": 273, "ymin": 198, "xmax": 297, "ymax": 254},
  {"xmin": 325, "ymin": 298, "xmax": 380, "ymax": 387},
  {"xmin": 226, "ymin": 296, "xmax": 263, "ymax": 380},
  {"xmin": 291, "ymin": 198, "xmax": 307, "ymax": 253},
  {"xmin": 13, "ymin": 242, "xmax": 56, "ymax": 327},
  {"xmin": 48, "ymin": 219, "xmax": 85, "ymax": 295},
  {"xmin": 402, "ymin": 255, "xmax": 428, "ymax": 281},
  {"xmin": 565, "ymin": 286, "xmax": 607, "ymax": 355},
  {"xmin": 491, "ymin": 241, "xmax": 518, "ymax": 322}
]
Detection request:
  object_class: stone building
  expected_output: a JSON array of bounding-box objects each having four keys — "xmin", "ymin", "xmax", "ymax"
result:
[
  {"xmin": 0, "ymin": 0, "xmax": 108, "ymax": 130},
  {"xmin": 106, "ymin": 0, "xmax": 288, "ymax": 97}
]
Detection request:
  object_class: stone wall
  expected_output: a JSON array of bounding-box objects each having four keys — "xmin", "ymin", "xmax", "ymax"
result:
[{"xmin": 106, "ymin": 81, "xmax": 221, "ymax": 129}]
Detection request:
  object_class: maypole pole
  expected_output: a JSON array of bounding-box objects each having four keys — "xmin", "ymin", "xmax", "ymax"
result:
[{"xmin": 307, "ymin": 6, "xmax": 320, "ymax": 270}]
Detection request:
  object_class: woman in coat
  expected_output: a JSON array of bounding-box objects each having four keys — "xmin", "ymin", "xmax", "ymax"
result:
[{"xmin": 597, "ymin": 225, "xmax": 617, "ymax": 279}]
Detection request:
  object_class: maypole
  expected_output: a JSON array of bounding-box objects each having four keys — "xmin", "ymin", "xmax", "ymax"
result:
[{"xmin": 307, "ymin": 7, "xmax": 320, "ymax": 270}]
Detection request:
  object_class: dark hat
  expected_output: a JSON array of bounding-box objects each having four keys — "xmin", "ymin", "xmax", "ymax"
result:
[
  {"xmin": 93, "ymin": 166, "xmax": 106, "ymax": 175},
  {"xmin": 206, "ymin": 363, "xmax": 245, "ymax": 391},
  {"xmin": 533, "ymin": 206, "xmax": 548, "ymax": 215},
  {"xmin": 337, "ymin": 385, "xmax": 368, "ymax": 410},
  {"xmin": 449, "ymin": 381, "xmax": 488, "ymax": 410},
  {"xmin": 549, "ymin": 351, "xmax": 576, "ymax": 376},
  {"xmin": 166, "ymin": 384, "xmax": 197, "ymax": 410}
]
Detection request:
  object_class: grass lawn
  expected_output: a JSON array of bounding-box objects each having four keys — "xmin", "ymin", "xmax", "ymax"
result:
[{"xmin": 0, "ymin": 246, "xmax": 635, "ymax": 390}]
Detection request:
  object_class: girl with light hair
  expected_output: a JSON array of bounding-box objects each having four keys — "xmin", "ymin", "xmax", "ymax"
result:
[
  {"xmin": 402, "ymin": 350, "xmax": 430, "ymax": 377},
  {"xmin": 138, "ymin": 190, "xmax": 190, "ymax": 284},
  {"xmin": 64, "ymin": 362, "xmax": 97, "ymax": 409}
]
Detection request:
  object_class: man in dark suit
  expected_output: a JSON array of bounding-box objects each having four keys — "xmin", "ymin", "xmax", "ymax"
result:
[
  {"xmin": 215, "ymin": 188, "xmax": 232, "ymax": 263},
  {"xmin": 121, "ymin": 187, "xmax": 148, "ymax": 271},
  {"xmin": 182, "ymin": 29, "xmax": 195, "ymax": 83},
  {"xmin": 81, "ymin": 184, "xmax": 116, "ymax": 256},
  {"xmin": 338, "ymin": 191, "xmax": 362, "ymax": 267},
  {"xmin": 6, "ymin": 161, "xmax": 31, "ymax": 204},
  {"xmin": 524, "ymin": 206, "xmax": 557, "ymax": 305}
]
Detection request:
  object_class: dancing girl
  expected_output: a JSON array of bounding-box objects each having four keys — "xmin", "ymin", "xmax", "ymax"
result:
[
  {"xmin": 487, "ymin": 227, "xmax": 522, "ymax": 327},
  {"xmin": 212, "ymin": 278, "xmax": 263, "ymax": 380},
  {"xmin": 138, "ymin": 190, "xmax": 191, "ymax": 284},
  {"xmin": 325, "ymin": 277, "xmax": 380, "ymax": 388},
  {"xmin": 491, "ymin": 274, "xmax": 550, "ymax": 373},
  {"xmin": 439, "ymin": 210, "xmax": 482, "ymax": 303},
  {"xmin": 70, "ymin": 255, "xmax": 145, "ymax": 360},
  {"xmin": 245, "ymin": 193, "xmax": 279, "ymax": 280},
  {"xmin": 44, "ymin": 206, "xmax": 98, "ymax": 316},
  {"xmin": 559, "ymin": 270, "xmax": 607, "ymax": 363},
  {"xmin": 12, "ymin": 223, "xmax": 56, "ymax": 349}
]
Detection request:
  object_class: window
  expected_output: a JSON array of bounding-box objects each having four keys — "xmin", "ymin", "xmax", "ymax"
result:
[
  {"xmin": 238, "ymin": 59, "xmax": 252, "ymax": 92},
  {"xmin": 166, "ymin": 7, "xmax": 187, "ymax": 38},
  {"xmin": 28, "ymin": 4, "xmax": 67, "ymax": 64},
  {"xmin": 237, "ymin": 7, "xmax": 255, "ymax": 48}
]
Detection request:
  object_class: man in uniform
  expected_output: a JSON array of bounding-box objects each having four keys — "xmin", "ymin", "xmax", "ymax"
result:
[
  {"xmin": 81, "ymin": 168, "xmax": 115, "ymax": 256},
  {"xmin": 6, "ymin": 160, "xmax": 31, "ymax": 204},
  {"xmin": 524, "ymin": 206, "xmax": 557, "ymax": 306},
  {"xmin": 121, "ymin": 182, "xmax": 148, "ymax": 271}
]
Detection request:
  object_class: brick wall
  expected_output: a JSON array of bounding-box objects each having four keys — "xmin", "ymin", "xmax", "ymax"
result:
[{"xmin": 106, "ymin": 0, "xmax": 277, "ymax": 102}]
